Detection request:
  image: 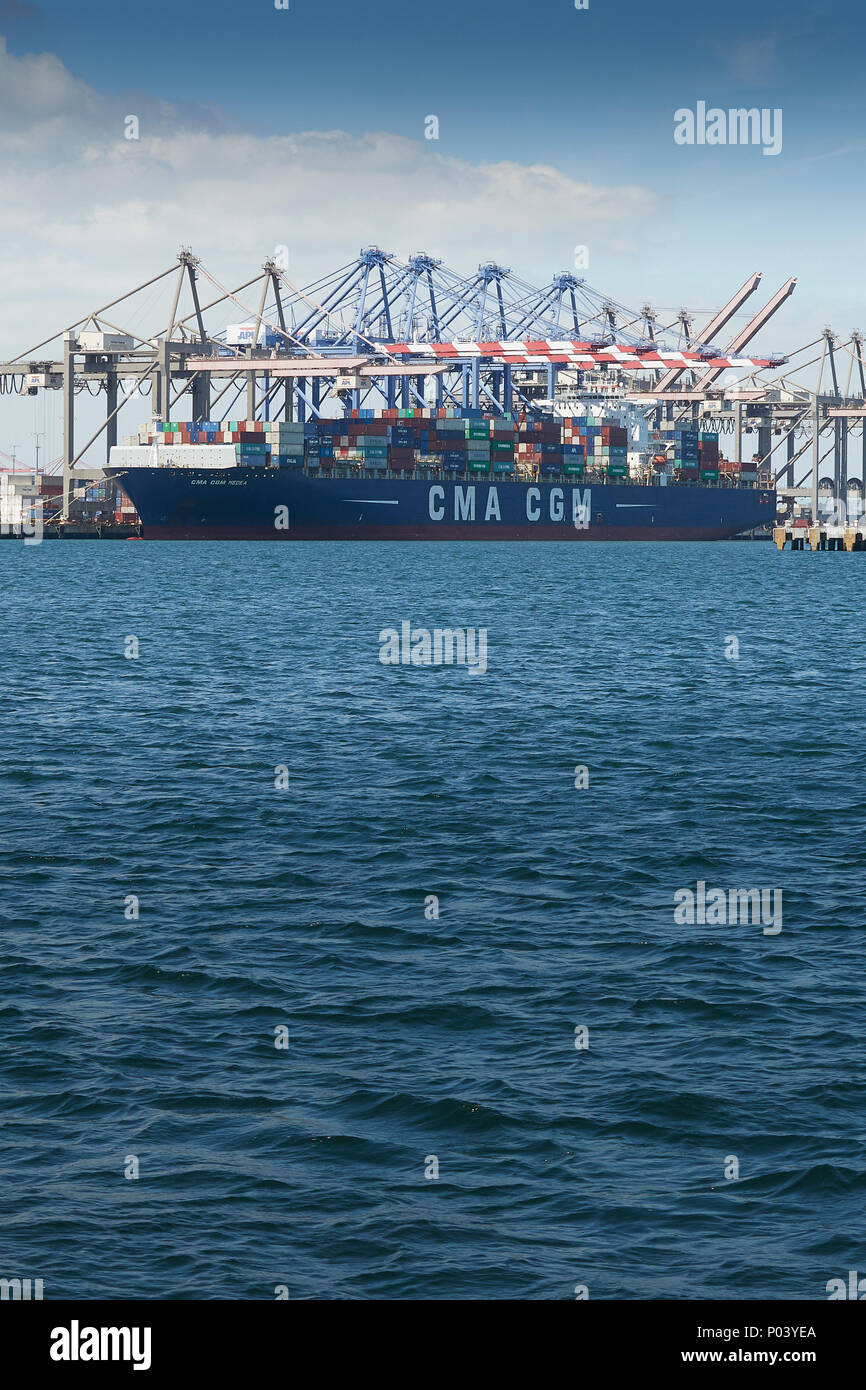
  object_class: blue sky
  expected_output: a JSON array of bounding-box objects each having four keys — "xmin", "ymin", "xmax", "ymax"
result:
[
  {"xmin": 2, "ymin": 0, "xmax": 860, "ymax": 326},
  {"xmin": 1, "ymin": 0, "xmax": 865, "ymax": 463},
  {"xmin": 4, "ymin": 2, "xmax": 864, "ymax": 283},
  {"xmin": 17, "ymin": 0, "xmax": 859, "ymax": 161}
]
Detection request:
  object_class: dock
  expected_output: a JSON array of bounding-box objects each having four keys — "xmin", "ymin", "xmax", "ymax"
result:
[
  {"xmin": 773, "ymin": 523, "xmax": 866, "ymax": 551},
  {"xmin": 0, "ymin": 522, "xmax": 141, "ymax": 541}
]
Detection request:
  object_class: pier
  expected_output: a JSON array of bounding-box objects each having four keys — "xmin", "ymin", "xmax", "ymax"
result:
[
  {"xmin": 773, "ymin": 523, "xmax": 866, "ymax": 551},
  {"xmin": 0, "ymin": 522, "xmax": 141, "ymax": 541}
]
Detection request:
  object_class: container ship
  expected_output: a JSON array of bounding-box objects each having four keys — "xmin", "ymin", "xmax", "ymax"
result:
[{"xmin": 105, "ymin": 409, "xmax": 775, "ymax": 541}]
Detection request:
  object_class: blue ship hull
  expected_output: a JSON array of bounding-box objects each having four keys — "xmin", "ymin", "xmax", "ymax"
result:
[{"xmin": 106, "ymin": 467, "xmax": 776, "ymax": 540}]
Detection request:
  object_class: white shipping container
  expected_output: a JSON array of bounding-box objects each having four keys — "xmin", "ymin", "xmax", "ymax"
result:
[
  {"xmin": 225, "ymin": 323, "xmax": 280, "ymax": 349},
  {"xmin": 79, "ymin": 331, "xmax": 135, "ymax": 353},
  {"xmin": 0, "ymin": 473, "xmax": 40, "ymax": 528},
  {"xmin": 108, "ymin": 445, "xmax": 237, "ymax": 470}
]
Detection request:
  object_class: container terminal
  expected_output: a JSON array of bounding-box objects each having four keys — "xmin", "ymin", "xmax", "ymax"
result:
[{"xmin": 0, "ymin": 248, "xmax": 862, "ymax": 544}]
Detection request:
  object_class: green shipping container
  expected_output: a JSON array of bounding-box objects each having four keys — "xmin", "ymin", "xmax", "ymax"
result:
[
  {"xmin": 468, "ymin": 460, "xmax": 490, "ymax": 472},
  {"xmin": 701, "ymin": 468, "xmax": 719, "ymax": 480},
  {"xmin": 466, "ymin": 425, "xmax": 490, "ymax": 439},
  {"xmin": 606, "ymin": 464, "xmax": 628, "ymax": 477},
  {"xmin": 563, "ymin": 462, "xmax": 585, "ymax": 475}
]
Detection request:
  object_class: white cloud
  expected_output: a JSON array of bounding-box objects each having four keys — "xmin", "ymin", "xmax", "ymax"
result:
[{"xmin": 0, "ymin": 35, "xmax": 662, "ymax": 356}]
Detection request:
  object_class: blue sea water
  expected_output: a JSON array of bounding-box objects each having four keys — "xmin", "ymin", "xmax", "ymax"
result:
[{"xmin": 1, "ymin": 538, "xmax": 864, "ymax": 1301}]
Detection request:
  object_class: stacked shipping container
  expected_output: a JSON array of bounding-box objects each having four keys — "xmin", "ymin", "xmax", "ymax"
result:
[{"xmin": 117, "ymin": 412, "xmax": 758, "ymax": 486}]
